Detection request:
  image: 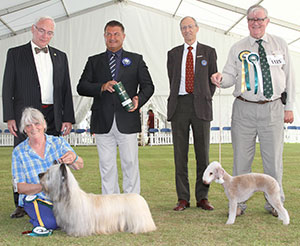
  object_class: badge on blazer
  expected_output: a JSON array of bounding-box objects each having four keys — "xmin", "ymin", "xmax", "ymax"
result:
[
  {"xmin": 201, "ymin": 60, "xmax": 207, "ymax": 66},
  {"xmin": 122, "ymin": 57, "xmax": 131, "ymax": 66}
]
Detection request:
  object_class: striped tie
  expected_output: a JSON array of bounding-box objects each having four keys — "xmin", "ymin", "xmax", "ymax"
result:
[{"xmin": 109, "ymin": 53, "xmax": 116, "ymax": 79}]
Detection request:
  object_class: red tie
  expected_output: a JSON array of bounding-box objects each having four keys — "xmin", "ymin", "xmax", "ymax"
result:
[{"xmin": 185, "ymin": 46, "xmax": 194, "ymax": 93}]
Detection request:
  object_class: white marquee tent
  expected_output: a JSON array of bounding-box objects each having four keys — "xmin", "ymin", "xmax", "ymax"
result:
[{"xmin": 0, "ymin": 0, "xmax": 299, "ymax": 132}]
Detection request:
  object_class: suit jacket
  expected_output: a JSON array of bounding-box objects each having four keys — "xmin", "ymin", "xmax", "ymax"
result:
[
  {"xmin": 77, "ymin": 49, "xmax": 154, "ymax": 134},
  {"xmin": 2, "ymin": 42, "xmax": 75, "ymax": 132},
  {"xmin": 167, "ymin": 42, "xmax": 217, "ymax": 121}
]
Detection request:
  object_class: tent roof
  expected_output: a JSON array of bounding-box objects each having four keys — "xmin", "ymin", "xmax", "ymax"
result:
[{"xmin": 0, "ymin": 0, "xmax": 300, "ymax": 52}]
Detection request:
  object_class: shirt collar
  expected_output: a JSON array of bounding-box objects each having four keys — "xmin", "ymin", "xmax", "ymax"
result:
[
  {"xmin": 184, "ymin": 41, "xmax": 197, "ymax": 50},
  {"xmin": 31, "ymin": 41, "xmax": 49, "ymax": 54},
  {"xmin": 107, "ymin": 48, "xmax": 123, "ymax": 58},
  {"xmin": 249, "ymin": 33, "xmax": 268, "ymax": 46}
]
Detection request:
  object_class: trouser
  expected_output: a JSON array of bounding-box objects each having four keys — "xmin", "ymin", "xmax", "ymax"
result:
[
  {"xmin": 231, "ymin": 98, "xmax": 285, "ymax": 210},
  {"xmin": 171, "ymin": 94, "xmax": 211, "ymax": 202},
  {"xmin": 23, "ymin": 197, "xmax": 57, "ymax": 230},
  {"xmin": 95, "ymin": 117, "xmax": 140, "ymax": 194}
]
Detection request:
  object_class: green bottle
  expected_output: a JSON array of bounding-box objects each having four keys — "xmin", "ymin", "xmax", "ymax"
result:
[{"xmin": 113, "ymin": 81, "xmax": 135, "ymax": 111}]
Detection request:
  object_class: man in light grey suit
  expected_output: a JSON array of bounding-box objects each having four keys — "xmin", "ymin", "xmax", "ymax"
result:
[
  {"xmin": 167, "ymin": 16, "xmax": 217, "ymax": 211},
  {"xmin": 2, "ymin": 16, "xmax": 75, "ymax": 218}
]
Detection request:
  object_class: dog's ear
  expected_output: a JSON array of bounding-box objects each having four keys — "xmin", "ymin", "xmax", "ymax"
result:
[
  {"xmin": 215, "ymin": 167, "xmax": 225, "ymax": 184},
  {"xmin": 60, "ymin": 164, "xmax": 68, "ymax": 182}
]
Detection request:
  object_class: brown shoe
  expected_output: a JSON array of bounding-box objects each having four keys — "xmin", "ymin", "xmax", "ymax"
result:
[
  {"xmin": 173, "ymin": 200, "xmax": 190, "ymax": 211},
  {"xmin": 10, "ymin": 206, "xmax": 26, "ymax": 218},
  {"xmin": 197, "ymin": 199, "xmax": 214, "ymax": 210}
]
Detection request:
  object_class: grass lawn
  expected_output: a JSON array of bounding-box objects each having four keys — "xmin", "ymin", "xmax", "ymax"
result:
[{"xmin": 0, "ymin": 143, "xmax": 299, "ymax": 245}]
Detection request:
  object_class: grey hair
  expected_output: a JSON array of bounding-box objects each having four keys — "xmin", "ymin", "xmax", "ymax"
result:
[
  {"xmin": 180, "ymin": 16, "xmax": 198, "ymax": 28},
  {"xmin": 34, "ymin": 16, "xmax": 56, "ymax": 28},
  {"xmin": 247, "ymin": 5, "xmax": 268, "ymax": 17},
  {"xmin": 19, "ymin": 107, "xmax": 47, "ymax": 133}
]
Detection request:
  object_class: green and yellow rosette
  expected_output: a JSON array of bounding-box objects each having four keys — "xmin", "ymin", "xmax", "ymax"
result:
[{"xmin": 238, "ymin": 50, "xmax": 251, "ymax": 93}]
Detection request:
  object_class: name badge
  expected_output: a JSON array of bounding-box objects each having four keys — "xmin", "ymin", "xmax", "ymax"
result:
[{"xmin": 267, "ymin": 55, "xmax": 285, "ymax": 66}]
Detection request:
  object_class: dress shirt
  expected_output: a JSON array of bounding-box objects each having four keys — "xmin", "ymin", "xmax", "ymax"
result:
[
  {"xmin": 31, "ymin": 41, "xmax": 53, "ymax": 104},
  {"xmin": 107, "ymin": 48, "xmax": 123, "ymax": 80},
  {"xmin": 221, "ymin": 34, "xmax": 295, "ymax": 110},
  {"xmin": 179, "ymin": 41, "xmax": 197, "ymax": 95}
]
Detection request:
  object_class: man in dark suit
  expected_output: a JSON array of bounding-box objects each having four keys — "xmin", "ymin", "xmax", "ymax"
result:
[
  {"xmin": 167, "ymin": 16, "xmax": 217, "ymax": 211},
  {"xmin": 2, "ymin": 16, "xmax": 75, "ymax": 218},
  {"xmin": 77, "ymin": 20, "xmax": 154, "ymax": 195}
]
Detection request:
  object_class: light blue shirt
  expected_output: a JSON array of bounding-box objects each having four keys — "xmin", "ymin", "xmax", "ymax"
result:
[{"xmin": 12, "ymin": 134, "xmax": 74, "ymax": 207}]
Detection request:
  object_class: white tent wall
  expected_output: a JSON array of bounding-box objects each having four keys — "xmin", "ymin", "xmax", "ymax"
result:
[{"xmin": 0, "ymin": 2, "xmax": 299, "ymax": 131}]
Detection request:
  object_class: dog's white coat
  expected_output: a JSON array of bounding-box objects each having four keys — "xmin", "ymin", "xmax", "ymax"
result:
[
  {"xmin": 202, "ymin": 161, "xmax": 289, "ymax": 225},
  {"xmin": 39, "ymin": 164, "xmax": 156, "ymax": 236}
]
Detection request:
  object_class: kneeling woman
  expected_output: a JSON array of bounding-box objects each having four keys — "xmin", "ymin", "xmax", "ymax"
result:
[{"xmin": 12, "ymin": 107, "xmax": 84, "ymax": 232}]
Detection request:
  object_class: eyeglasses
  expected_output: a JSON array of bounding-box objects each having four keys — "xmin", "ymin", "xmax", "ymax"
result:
[
  {"xmin": 181, "ymin": 24, "xmax": 196, "ymax": 31},
  {"xmin": 104, "ymin": 32, "xmax": 122, "ymax": 38},
  {"xmin": 34, "ymin": 25, "xmax": 54, "ymax": 37},
  {"xmin": 247, "ymin": 17, "xmax": 268, "ymax": 24}
]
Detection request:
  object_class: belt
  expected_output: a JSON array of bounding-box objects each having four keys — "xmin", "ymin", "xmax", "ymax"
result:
[
  {"xmin": 236, "ymin": 96, "xmax": 280, "ymax": 104},
  {"xmin": 42, "ymin": 104, "xmax": 53, "ymax": 108}
]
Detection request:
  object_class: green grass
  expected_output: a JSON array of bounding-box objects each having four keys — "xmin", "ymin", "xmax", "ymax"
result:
[{"xmin": 0, "ymin": 144, "xmax": 300, "ymax": 245}]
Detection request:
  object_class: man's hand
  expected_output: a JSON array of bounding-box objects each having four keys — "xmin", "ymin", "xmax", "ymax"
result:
[
  {"xmin": 284, "ymin": 111, "xmax": 294, "ymax": 124},
  {"xmin": 101, "ymin": 80, "xmax": 118, "ymax": 93},
  {"xmin": 61, "ymin": 122, "xmax": 72, "ymax": 136},
  {"xmin": 210, "ymin": 72, "xmax": 223, "ymax": 88},
  {"xmin": 7, "ymin": 120, "xmax": 18, "ymax": 137},
  {"xmin": 128, "ymin": 96, "xmax": 139, "ymax": 112}
]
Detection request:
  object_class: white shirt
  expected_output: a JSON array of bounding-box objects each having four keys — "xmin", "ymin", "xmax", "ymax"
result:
[
  {"xmin": 179, "ymin": 41, "xmax": 197, "ymax": 95},
  {"xmin": 31, "ymin": 41, "xmax": 54, "ymax": 104}
]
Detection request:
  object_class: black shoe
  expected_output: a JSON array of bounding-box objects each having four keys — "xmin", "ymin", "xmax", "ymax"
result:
[{"xmin": 10, "ymin": 206, "xmax": 26, "ymax": 218}]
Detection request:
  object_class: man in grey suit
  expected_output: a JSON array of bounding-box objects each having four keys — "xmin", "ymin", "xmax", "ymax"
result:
[
  {"xmin": 77, "ymin": 20, "xmax": 154, "ymax": 195},
  {"xmin": 167, "ymin": 16, "xmax": 217, "ymax": 211},
  {"xmin": 2, "ymin": 16, "xmax": 75, "ymax": 218}
]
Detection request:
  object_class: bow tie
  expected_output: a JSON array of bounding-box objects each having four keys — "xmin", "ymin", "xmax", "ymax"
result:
[{"xmin": 34, "ymin": 47, "xmax": 48, "ymax": 54}]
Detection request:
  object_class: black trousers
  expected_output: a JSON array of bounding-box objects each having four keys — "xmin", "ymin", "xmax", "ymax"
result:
[
  {"xmin": 171, "ymin": 94, "xmax": 211, "ymax": 202},
  {"xmin": 12, "ymin": 105, "xmax": 60, "ymax": 207}
]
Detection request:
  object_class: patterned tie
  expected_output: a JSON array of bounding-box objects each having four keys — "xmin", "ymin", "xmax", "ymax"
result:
[
  {"xmin": 34, "ymin": 47, "xmax": 48, "ymax": 54},
  {"xmin": 109, "ymin": 53, "xmax": 116, "ymax": 79},
  {"xmin": 185, "ymin": 46, "xmax": 194, "ymax": 93},
  {"xmin": 256, "ymin": 39, "xmax": 273, "ymax": 99}
]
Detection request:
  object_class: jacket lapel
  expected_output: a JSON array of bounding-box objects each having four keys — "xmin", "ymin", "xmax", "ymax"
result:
[{"xmin": 24, "ymin": 42, "xmax": 39, "ymax": 81}]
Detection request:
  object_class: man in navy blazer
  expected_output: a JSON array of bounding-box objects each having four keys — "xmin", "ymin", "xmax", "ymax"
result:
[
  {"xmin": 167, "ymin": 16, "xmax": 217, "ymax": 211},
  {"xmin": 77, "ymin": 20, "xmax": 154, "ymax": 195},
  {"xmin": 2, "ymin": 16, "xmax": 75, "ymax": 218}
]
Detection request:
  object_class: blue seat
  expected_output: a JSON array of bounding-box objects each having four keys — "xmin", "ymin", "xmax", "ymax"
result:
[
  {"xmin": 160, "ymin": 128, "xmax": 171, "ymax": 133},
  {"xmin": 0, "ymin": 129, "xmax": 2, "ymax": 134},
  {"xmin": 287, "ymin": 126, "xmax": 297, "ymax": 130},
  {"xmin": 75, "ymin": 129, "xmax": 86, "ymax": 134},
  {"xmin": 211, "ymin": 127, "xmax": 220, "ymax": 131},
  {"xmin": 4, "ymin": 129, "xmax": 10, "ymax": 133},
  {"xmin": 148, "ymin": 128, "xmax": 159, "ymax": 133},
  {"xmin": 222, "ymin": 127, "xmax": 231, "ymax": 131}
]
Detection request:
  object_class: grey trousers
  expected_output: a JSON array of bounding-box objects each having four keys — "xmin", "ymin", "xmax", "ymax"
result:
[
  {"xmin": 95, "ymin": 117, "xmax": 140, "ymax": 195},
  {"xmin": 231, "ymin": 98, "xmax": 285, "ymax": 208},
  {"xmin": 171, "ymin": 94, "xmax": 211, "ymax": 202}
]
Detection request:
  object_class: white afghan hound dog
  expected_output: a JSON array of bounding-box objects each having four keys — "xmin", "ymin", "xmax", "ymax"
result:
[
  {"xmin": 202, "ymin": 161, "xmax": 289, "ymax": 225},
  {"xmin": 39, "ymin": 163, "xmax": 156, "ymax": 236}
]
